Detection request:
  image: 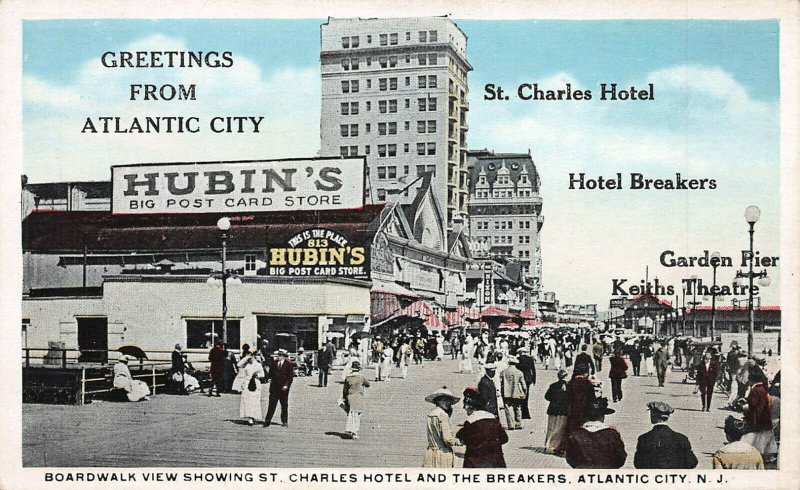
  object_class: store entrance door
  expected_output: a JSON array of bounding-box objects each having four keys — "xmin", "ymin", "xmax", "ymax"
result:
[{"xmin": 77, "ymin": 317, "xmax": 108, "ymax": 363}]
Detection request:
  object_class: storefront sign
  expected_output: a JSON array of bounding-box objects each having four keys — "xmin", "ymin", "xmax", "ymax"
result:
[
  {"xmin": 111, "ymin": 157, "xmax": 365, "ymax": 214},
  {"xmin": 267, "ymin": 228, "xmax": 369, "ymax": 279}
]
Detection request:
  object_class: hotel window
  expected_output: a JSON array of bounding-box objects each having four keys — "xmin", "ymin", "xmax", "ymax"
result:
[
  {"xmin": 426, "ymin": 165, "xmax": 435, "ymax": 174},
  {"xmin": 417, "ymin": 143, "xmax": 425, "ymax": 155},
  {"xmin": 418, "ymin": 98, "xmax": 426, "ymax": 111},
  {"xmin": 245, "ymin": 254, "xmax": 257, "ymax": 275},
  {"xmin": 388, "ymin": 166, "xmax": 397, "ymax": 178},
  {"xmin": 404, "ymin": 144, "xmax": 410, "ymax": 153},
  {"xmin": 350, "ymin": 102, "xmax": 359, "ymax": 114},
  {"xmin": 341, "ymin": 59, "xmax": 350, "ymax": 70},
  {"xmin": 418, "ymin": 53, "xmax": 427, "ymax": 66},
  {"xmin": 406, "ymin": 32, "xmax": 411, "ymax": 41},
  {"xmin": 351, "ymin": 80, "xmax": 359, "ymax": 92},
  {"xmin": 494, "ymin": 222, "xmax": 500, "ymax": 229},
  {"xmin": 378, "ymin": 167, "xmax": 387, "ymax": 179},
  {"xmin": 427, "ymin": 120, "xmax": 436, "ymax": 133},
  {"xmin": 405, "ymin": 54, "xmax": 410, "ymax": 63},
  {"xmin": 428, "ymin": 75, "xmax": 437, "ymax": 88},
  {"xmin": 405, "ymin": 76, "xmax": 410, "ymax": 86},
  {"xmin": 380, "ymin": 34, "xmax": 388, "ymax": 46},
  {"xmin": 350, "ymin": 145, "xmax": 358, "ymax": 155},
  {"xmin": 389, "ymin": 56, "xmax": 397, "ymax": 67},
  {"xmin": 367, "ymin": 35, "xmax": 372, "ymax": 44},
  {"xmin": 342, "ymin": 37, "xmax": 350, "ymax": 48},
  {"xmin": 428, "ymin": 98, "xmax": 437, "ymax": 111},
  {"xmin": 403, "ymin": 165, "xmax": 409, "ymax": 174},
  {"xmin": 366, "ymin": 101, "xmax": 371, "ymax": 111},
  {"xmin": 378, "ymin": 122, "xmax": 387, "ymax": 135},
  {"xmin": 341, "ymin": 102, "xmax": 349, "ymax": 115},
  {"xmin": 365, "ymin": 123, "xmax": 371, "ymax": 133},
  {"xmin": 378, "ymin": 145, "xmax": 387, "ymax": 157},
  {"xmin": 340, "ymin": 146, "xmax": 349, "ymax": 156},
  {"xmin": 429, "ymin": 31, "xmax": 437, "ymax": 42},
  {"xmin": 389, "ymin": 99, "xmax": 397, "ymax": 112},
  {"xmin": 340, "ymin": 124, "xmax": 348, "ymax": 137},
  {"xmin": 350, "ymin": 124, "xmax": 358, "ymax": 136},
  {"xmin": 416, "ymin": 164, "xmax": 425, "ymax": 175},
  {"xmin": 390, "ymin": 33, "xmax": 398, "ymax": 45},
  {"xmin": 351, "ymin": 58, "xmax": 359, "ymax": 70},
  {"xmin": 427, "ymin": 143, "xmax": 436, "ymax": 155},
  {"xmin": 366, "ymin": 57, "xmax": 372, "ymax": 66},
  {"xmin": 388, "ymin": 122, "xmax": 397, "ymax": 135},
  {"xmin": 379, "ymin": 78, "xmax": 387, "ymax": 91},
  {"xmin": 418, "ymin": 75, "xmax": 427, "ymax": 89},
  {"xmin": 352, "ymin": 36, "xmax": 360, "ymax": 48},
  {"xmin": 388, "ymin": 144, "xmax": 397, "ymax": 157},
  {"xmin": 366, "ymin": 79, "xmax": 372, "ymax": 89},
  {"xmin": 419, "ymin": 31, "xmax": 427, "ymax": 42},
  {"xmin": 404, "ymin": 120, "xmax": 410, "ymax": 130},
  {"xmin": 417, "ymin": 120, "xmax": 426, "ymax": 133},
  {"xmin": 405, "ymin": 99, "xmax": 410, "ymax": 109},
  {"xmin": 428, "ymin": 54, "xmax": 437, "ymax": 65},
  {"xmin": 377, "ymin": 189, "xmax": 387, "ymax": 201},
  {"xmin": 379, "ymin": 57, "xmax": 388, "ymax": 68},
  {"xmin": 389, "ymin": 78, "xmax": 397, "ymax": 90},
  {"xmin": 379, "ymin": 100, "xmax": 387, "ymax": 113},
  {"xmin": 365, "ymin": 145, "xmax": 370, "ymax": 155}
]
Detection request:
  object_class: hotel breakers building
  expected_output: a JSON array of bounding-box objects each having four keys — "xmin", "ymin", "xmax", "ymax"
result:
[{"xmin": 319, "ymin": 17, "xmax": 472, "ymax": 232}]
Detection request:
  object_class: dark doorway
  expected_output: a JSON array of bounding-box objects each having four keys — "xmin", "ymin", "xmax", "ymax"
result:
[
  {"xmin": 77, "ymin": 317, "xmax": 108, "ymax": 363},
  {"xmin": 257, "ymin": 316, "xmax": 318, "ymax": 353}
]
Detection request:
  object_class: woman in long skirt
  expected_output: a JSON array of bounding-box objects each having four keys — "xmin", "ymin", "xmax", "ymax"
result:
[
  {"xmin": 740, "ymin": 368, "xmax": 778, "ymax": 462},
  {"xmin": 231, "ymin": 344, "xmax": 252, "ymax": 393},
  {"xmin": 423, "ymin": 387, "xmax": 461, "ymax": 467},
  {"xmin": 544, "ymin": 370, "xmax": 569, "ymax": 453},
  {"xmin": 238, "ymin": 355, "xmax": 265, "ymax": 425},
  {"xmin": 113, "ymin": 355, "xmax": 150, "ymax": 402},
  {"xmin": 343, "ymin": 361, "xmax": 370, "ymax": 439}
]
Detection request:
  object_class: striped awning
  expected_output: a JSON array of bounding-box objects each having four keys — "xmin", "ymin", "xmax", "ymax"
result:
[{"xmin": 424, "ymin": 314, "xmax": 446, "ymax": 331}]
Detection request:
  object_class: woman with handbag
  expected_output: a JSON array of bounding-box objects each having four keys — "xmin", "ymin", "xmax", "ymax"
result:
[
  {"xmin": 239, "ymin": 354, "xmax": 265, "ymax": 426},
  {"xmin": 342, "ymin": 360, "xmax": 370, "ymax": 439}
]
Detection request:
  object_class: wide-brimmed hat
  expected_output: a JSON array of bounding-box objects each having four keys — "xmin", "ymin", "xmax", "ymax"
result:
[
  {"xmin": 507, "ymin": 355, "xmax": 519, "ymax": 365},
  {"xmin": 350, "ymin": 360, "xmax": 361, "ymax": 371},
  {"xmin": 277, "ymin": 349, "xmax": 289, "ymax": 356},
  {"xmin": 484, "ymin": 363, "xmax": 497, "ymax": 370},
  {"xmin": 425, "ymin": 386, "xmax": 460, "ymax": 404},
  {"xmin": 586, "ymin": 397, "xmax": 615, "ymax": 417}
]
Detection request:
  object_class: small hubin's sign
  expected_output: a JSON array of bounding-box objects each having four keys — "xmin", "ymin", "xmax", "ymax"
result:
[{"xmin": 267, "ymin": 228, "xmax": 369, "ymax": 279}]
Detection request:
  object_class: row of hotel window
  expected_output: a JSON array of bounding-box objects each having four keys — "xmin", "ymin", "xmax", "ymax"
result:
[
  {"xmin": 484, "ymin": 235, "xmax": 533, "ymax": 244},
  {"xmin": 340, "ymin": 120, "xmax": 437, "ymax": 137},
  {"xmin": 340, "ymin": 97, "xmax": 438, "ymax": 115},
  {"xmin": 479, "ymin": 175, "xmax": 530, "ymax": 185},
  {"xmin": 341, "ymin": 53, "xmax": 440, "ymax": 71},
  {"xmin": 340, "ymin": 30, "xmax": 438, "ymax": 49},
  {"xmin": 339, "ymin": 142, "xmax": 437, "ymax": 157},
  {"xmin": 373, "ymin": 164, "xmax": 437, "ymax": 180},
  {"xmin": 475, "ymin": 220, "xmax": 535, "ymax": 230},
  {"xmin": 340, "ymin": 75, "xmax": 438, "ymax": 92},
  {"xmin": 474, "ymin": 190, "xmax": 536, "ymax": 198}
]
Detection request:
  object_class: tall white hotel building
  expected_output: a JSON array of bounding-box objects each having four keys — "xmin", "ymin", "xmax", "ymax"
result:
[{"xmin": 320, "ymin": 17, "xmax": 472, "ymax": 231}]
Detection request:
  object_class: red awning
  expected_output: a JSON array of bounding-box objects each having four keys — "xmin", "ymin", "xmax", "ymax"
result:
[
  {"xmin": 498, "ymin": 322, "xmax": 518, "ymax": 329},
  {"xmin": 481, "ymin": 305, "xmax": 514, "ymax": 318},
  {"xmin": 425, "ymin": 314, "xmax": 446, "ymax": 331}
]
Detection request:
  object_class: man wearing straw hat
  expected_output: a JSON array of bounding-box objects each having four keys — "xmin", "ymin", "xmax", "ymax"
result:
[
  {"xmin": 478, "ymin": 363, "xmax": 500, "ymax": 418},
  {"xmin": 422, "ymin": 387, "xmax": 461, "ymax": 467}
]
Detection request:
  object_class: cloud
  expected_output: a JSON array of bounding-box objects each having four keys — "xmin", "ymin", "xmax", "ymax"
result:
[{"xmin": 24, "ymin": 34, "xmax": 321, "ymax": 182}]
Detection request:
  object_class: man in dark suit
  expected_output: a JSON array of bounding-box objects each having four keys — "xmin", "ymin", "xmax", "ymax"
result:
[
  {"xmin": 317, "ymin": 338, "xmax": 334, "ymax": 387},
  {"xmin": 574, "ymin": 344, "xmax": 595, "ymax": 376},
  {"xmin": 696, "ymin": 352, "xmax": 719, "ymax": 411},
  {"xmin": 478, "ymin": 363, "xmax": 499, "ymax": 417},
  {"xmin": 634, "ymin": 402, "xmax": 698, "ymax": 469},
  {"xmin": 171, "ymin": 343, "xmax": 187, "ymax": 394},
  {"xmin": 516, "ymin": 348, "xmax": 536, "ymax": 419},
  {"xmin": 264, "ymin": 349, "xmax": 294, "ymax": 427}
]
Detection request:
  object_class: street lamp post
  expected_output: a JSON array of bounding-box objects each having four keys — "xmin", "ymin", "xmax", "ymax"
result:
[
  {"xmin": 737, "ymin": 205, "xmax": 771, "ymax": 356},
  {"xmin": 681, "ymin": 285, "xmax": 687, "ymax": 336},
  {"xmin": 709, "ymin": 251, "xmax": 721, "ymax": 341},
  {"xmin": 687, "ymin": 275, "xmax": 702, "ymax": 337},
  {"xmin": 206, "ymin": 217, "xmax": 242, "ymax": 346}
]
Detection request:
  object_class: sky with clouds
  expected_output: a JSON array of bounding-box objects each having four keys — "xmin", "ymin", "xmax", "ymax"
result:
[{"xmin": 22, "ymin": 18, "xmax": 781, "ymax": 308}]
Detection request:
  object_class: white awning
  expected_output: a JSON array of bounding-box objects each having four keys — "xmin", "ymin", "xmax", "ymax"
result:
[{"xmin": 370, "ymin": 280, "xmax": 420, "ymax": 298}]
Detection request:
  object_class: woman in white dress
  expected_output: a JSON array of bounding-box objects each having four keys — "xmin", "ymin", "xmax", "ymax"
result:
[
  {"xmin": 238, "ymin": 354, "xmax": 265, "ymax": 425},
  {"xmin": 231, "ymin": 344, "xmax": 253, "ymax": 393},
  {"xmin": 461, "ymin": 335, "xmax": 474, "ymax": 373},
  {"xmin": 113, "ymin": 355, "xmax": 150, "ymax": 402}
]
